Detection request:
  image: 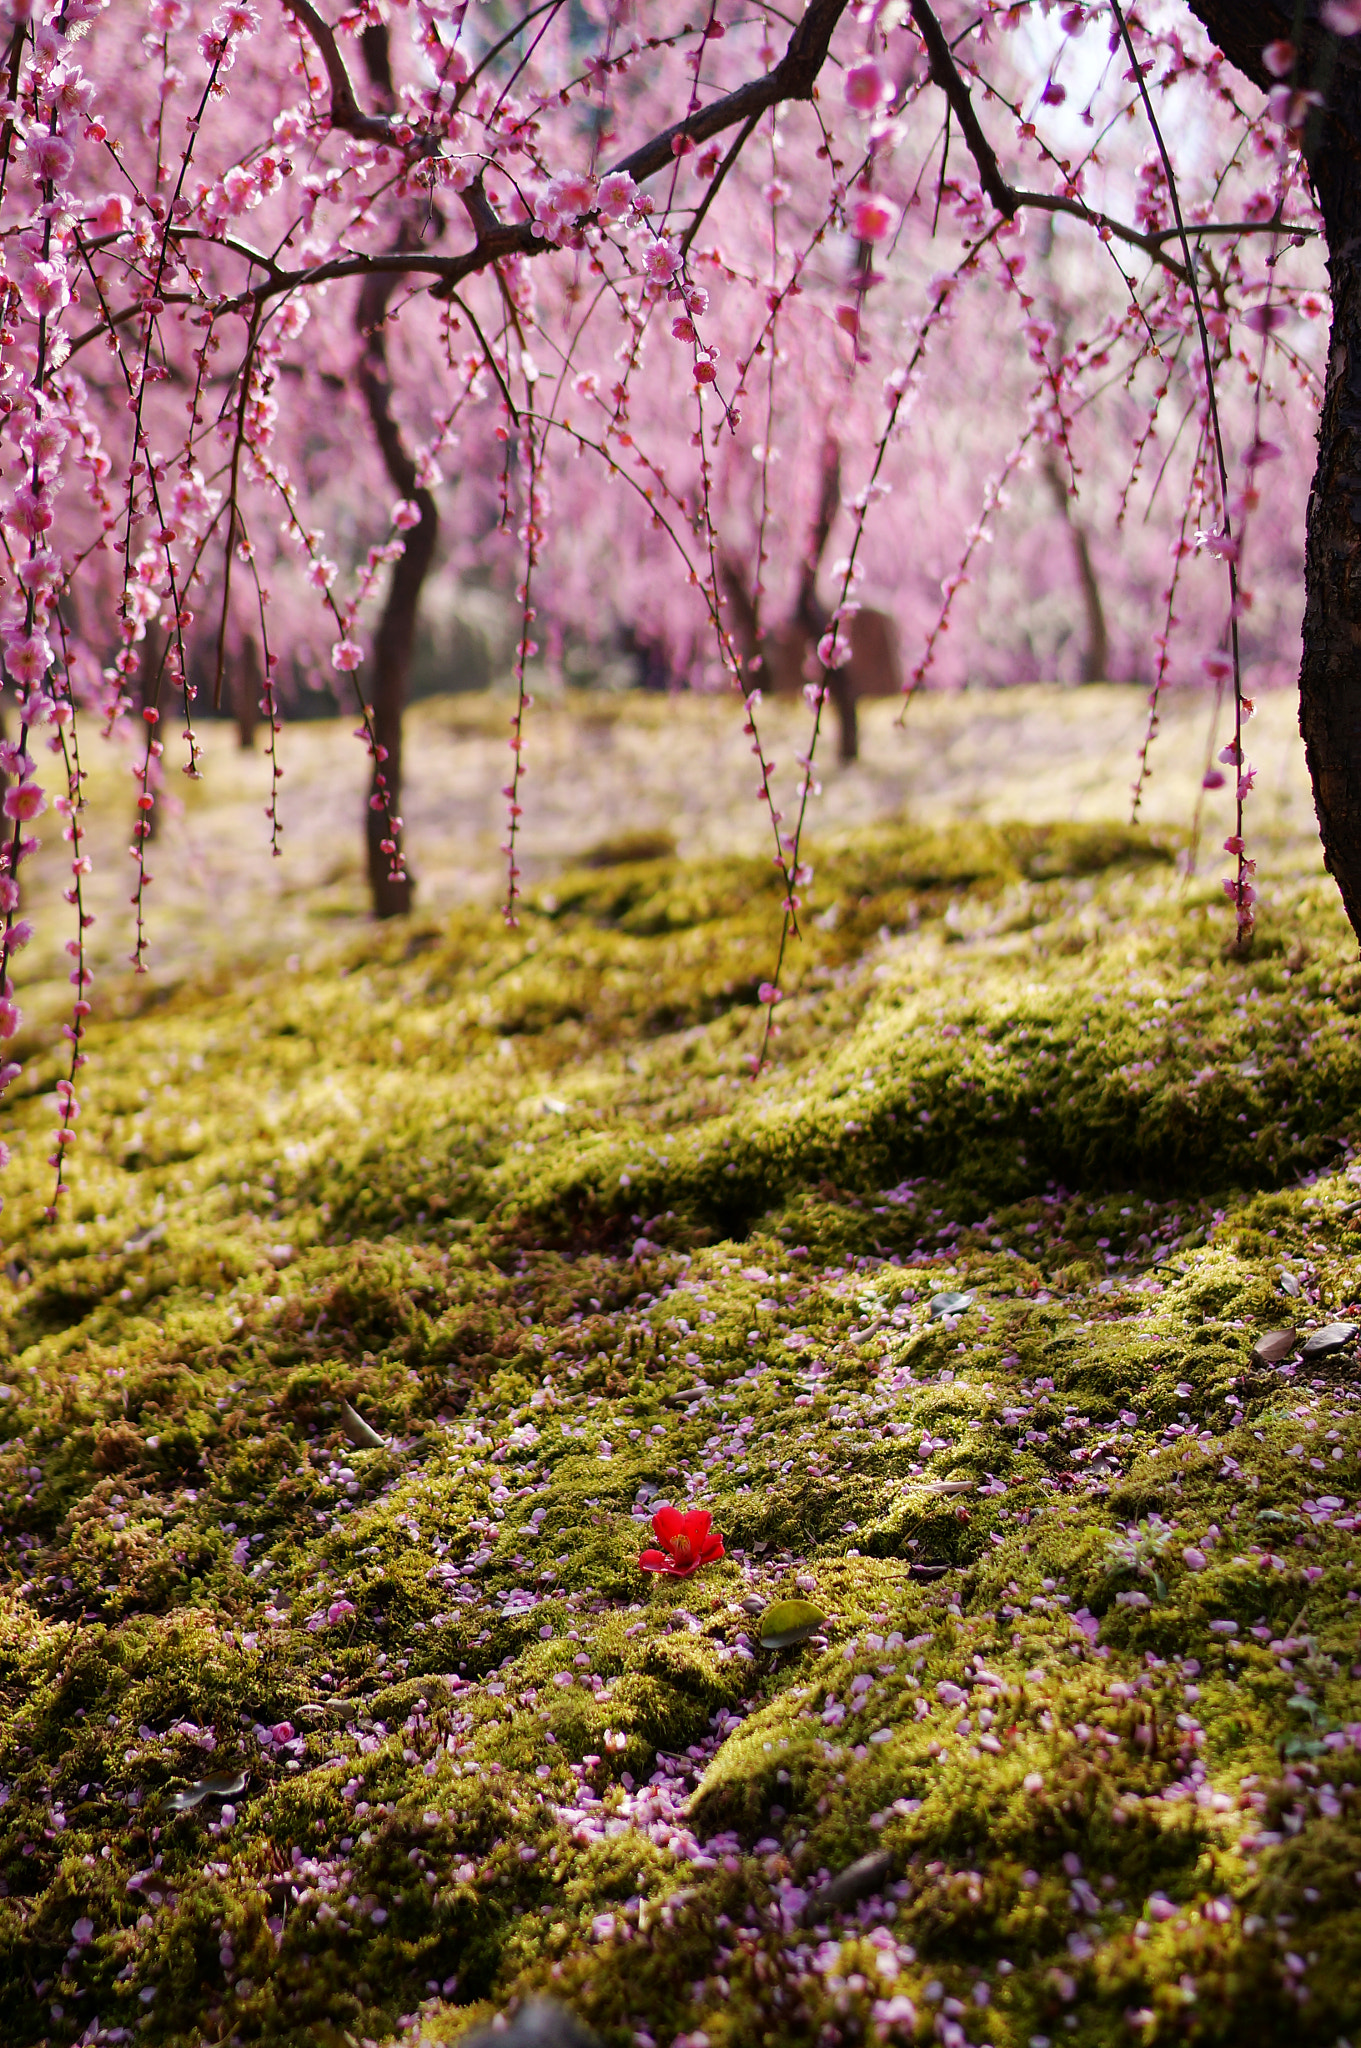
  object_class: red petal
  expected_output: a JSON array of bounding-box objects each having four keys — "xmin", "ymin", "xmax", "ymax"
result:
[
  {"xmin": 699, "ymin": 1533, "xmax": 725, "ymax": 1563},
  {"xmin": 651, "ymin": 1504, "xmax": 684, "ymax": 1549},
  {"xmin": 680, "ymin": 1509, "xmax": 712, "ymax": 1546},
  {"xmin": 638, "ymin": 1550, "xmax": 675, "ymax": 1573}
]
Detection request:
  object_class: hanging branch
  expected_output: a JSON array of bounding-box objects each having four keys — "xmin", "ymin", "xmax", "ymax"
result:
[{"xmin": 907, "ymin": 0, "xmax": 1307, "ymax": 279}]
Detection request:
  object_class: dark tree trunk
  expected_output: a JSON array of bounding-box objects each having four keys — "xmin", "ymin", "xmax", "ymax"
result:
[
  {"xmin": 1041, "ymin": 449, "xmax": 1109, "ymax": 684},
  {"xmin": 827, "ymin": 667, "xmax": 859, "ymax": 763},
  {"xmin": 1187, "ymin": 3, "xmax": 1361, "ymax": 942},
  {"xmin": 355, "ymin": 282, "xmax": 437, "ymax": 918},
  {"xmin": 237, "ymin": 632, "xmax": 260, "ymax": 750},
  {"xmin": 796, "ymin": 434, "xmax": 859, "ymax": 763},
  {"xmin": 355, "ymin": 29, "xmax": 439, "ymax": 920}
]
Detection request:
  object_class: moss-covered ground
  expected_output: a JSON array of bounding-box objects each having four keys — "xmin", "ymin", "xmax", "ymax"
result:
[{"xmin": 2, "ymin": 812, "xmax": 1361, "ymax": 2048}]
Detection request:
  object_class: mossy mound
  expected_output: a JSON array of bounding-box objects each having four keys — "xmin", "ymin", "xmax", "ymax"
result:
[{"xmin": 0, "ymin": 818, "xmax": 1359, "ymax": 2047}]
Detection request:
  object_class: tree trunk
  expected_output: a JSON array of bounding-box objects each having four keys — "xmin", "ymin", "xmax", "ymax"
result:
[
  {"xmin": 1041, "ymin": 449, "xmax": 1109, "ymax": 685},
  {"xmin": 1186, "ymin": 3, "xmax": 1361, "ymax": 942},
  {"xmin": 827, "ymin": 666, "xmax": 859, "ymax": 764},
  {"xmin": 356, "ymin": 296, "xmax": 437, "ymax": 919},
  {"xmin": 135, "ymin": 621, "xmax": 164, "ymax": 843},
  {"xmin": 791, "ymin": 434, "xmax": 861, "ymax": 762},
  {"xmin": 237, "ymin": 632, "xmax": 260, "ymax": 750},
  {"xmin": 355, "ymin": 28, "xmax": 439, "ymax": 921}
]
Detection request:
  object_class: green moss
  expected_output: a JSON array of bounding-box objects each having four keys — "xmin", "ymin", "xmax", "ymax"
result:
[{"xmin": 0, "ymin": 817, "xmax": 1357, "ymax": 2044}]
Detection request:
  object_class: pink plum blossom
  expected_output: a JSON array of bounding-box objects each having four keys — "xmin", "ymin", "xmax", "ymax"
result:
[
  {"xmin": 4, "ymin": 634, "xmax": 52, "ymax": 684},
  {"xmin": 850, "ymin": 193, "xmax": 897, "ymax": 243},
  {"xmin": 643, "ymin": 238, "xmax": 680, "ymax": 284},
  {"xmin": 17, "ymin": 262, "xmax": 70, "ymax": 319},
  {"xmin": 26, "ymin": 134, "xmax": 74, "ymax": 183},
  {"xmin": 844, "ymin": 59, "xmax": 888, "ymax": 112},
  {"xmin": 548, "ymin": 172, "xmax": 595, "ymax": 220},
  {"xmin": 4, "ymin": 782, "xmax": 47, "ymax": 822},
  {"xmin": 222, "ymin": 163, "xmax": 258, "ymax": 213},
  {"xmin": 595, "ymin": 171, "xmax": 637, "ymax": 220},
  {"xmin": 91, "ymin": 192, "xmax": 130, "ymax": 234}
]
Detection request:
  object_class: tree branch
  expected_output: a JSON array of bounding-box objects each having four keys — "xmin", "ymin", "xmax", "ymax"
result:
[
  {"xmin": 169, "ymin": 0, "xmax": 1293, "ymax": 327},
  {"xmin": 279, "ymin": 0, "xmax": 398, "ymax": 140},
  {"xmin": 909, "ymin": 0, "xmax": 1193, "ymax": 277},
  {"xmin": 1144, "ymin": 215, "xmax": 1315, "ymax": 244},
  {"xmin": 254, "ymin": 0, "xmax": 854, "ymax": 309},
  {"xmin": 909, "ymin": 0, "xmax": 1016, "ymax": 217},
  {"xmin": 605, "ymin": 0, "xmax": 847, "ymax": 186}
]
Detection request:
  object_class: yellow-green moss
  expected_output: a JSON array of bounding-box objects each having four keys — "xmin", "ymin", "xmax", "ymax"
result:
[{"xmin": 0, "ymin": 819, "xmax": 1358, "ymax": 2047}]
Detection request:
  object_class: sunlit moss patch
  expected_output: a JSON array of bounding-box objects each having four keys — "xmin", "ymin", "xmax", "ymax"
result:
[{"xmin": 0, "ymin": 819, "xmax": 1359, "ymax": 2046}]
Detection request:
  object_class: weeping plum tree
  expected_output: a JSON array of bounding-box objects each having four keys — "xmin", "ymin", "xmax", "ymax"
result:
[{"xmin": 0, "ymin": 0, "xmax": 1345, "ymax": 1212}]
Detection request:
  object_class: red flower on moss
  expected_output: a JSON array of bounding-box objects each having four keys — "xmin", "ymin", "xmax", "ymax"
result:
[{"xmin": 639, "ymin": 1505, "xmax": 724, "ymax": 1579}]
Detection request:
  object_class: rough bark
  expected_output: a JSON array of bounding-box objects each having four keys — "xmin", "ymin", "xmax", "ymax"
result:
[{"xmin": 1186, "ymin": 3, "xmax": 1361, "ymax": 941}]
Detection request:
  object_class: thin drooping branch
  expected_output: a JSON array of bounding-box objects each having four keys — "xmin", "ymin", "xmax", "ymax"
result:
[
  {"xmin": 213, "ymin": 304, "xmax": 262, "ymax": 712},
  {"xmin": 1109, "ymin": 0, "xmax": 1247, "ymax": 940}
]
